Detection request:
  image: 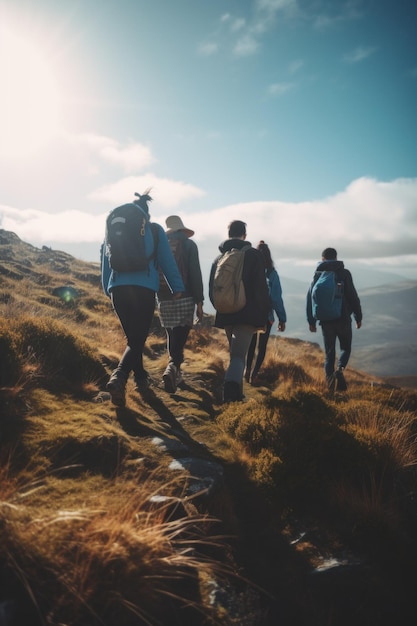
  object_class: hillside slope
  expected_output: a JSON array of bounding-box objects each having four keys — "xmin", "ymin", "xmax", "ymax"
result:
[{"xmin": 1, "ymin": 230, "xmax": 417, "ymax": 626}]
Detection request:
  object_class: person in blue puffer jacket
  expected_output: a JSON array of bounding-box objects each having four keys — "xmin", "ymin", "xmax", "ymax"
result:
[
  {"xmin": 306, "ymin": 247, "xmax": 362, "ymax": 392},
  {"xmin": 101, "ymin": 191, "xmax": 184, "ymax": 406},
  {"xmin": 245, "ymin": 241, "xmax": 286, "ymax": 385}
]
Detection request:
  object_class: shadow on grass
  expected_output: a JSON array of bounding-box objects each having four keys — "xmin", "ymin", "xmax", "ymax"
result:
[
  {"xmin": 117, "ymin": 389, "xmax": 216, "ymax": 461},
  {"xmin": 171, "ymin": 382, "xmax": 218, "ymax": 419},
  {"xmin": 115, "ymin": 405, "xmax": 167, "ymax": 440}
]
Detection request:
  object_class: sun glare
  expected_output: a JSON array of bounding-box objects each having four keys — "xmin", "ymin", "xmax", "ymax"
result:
[{"xmin": 0, "ymin": 24, "xmax": 63, "ymax": 158}]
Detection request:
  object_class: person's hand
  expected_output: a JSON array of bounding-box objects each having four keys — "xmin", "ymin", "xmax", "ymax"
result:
[
  {"xmin": 278, "ymin": 321, "xmax": 286, "ymax": 332},
  {"xmin": 172, "ymin": 292, "xmax": 183, "ymax": 300},
  {"xmin": 309, "ymin": 324, "xmax": 317, "ymax": 333},
  {"xmin": 196, "ymin": 302, "xmax": 204, "ymax": 321},
  {"xmin": 356, "ymin": 321, "xmax": 362, "ymax": 329}
]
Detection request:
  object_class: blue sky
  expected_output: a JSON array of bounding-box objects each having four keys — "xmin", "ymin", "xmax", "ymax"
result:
[{"xmin": 0, "ymin": 0, "xmax": 416, "ymax": 284}]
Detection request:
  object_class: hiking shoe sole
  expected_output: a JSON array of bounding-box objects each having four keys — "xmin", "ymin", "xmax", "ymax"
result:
[
  {"xmin": 163, "ymin": 373, "xmax": 177, "ymax": 394},
  {"xmin": 106, "ymin": 381, "xmax": 126, "ymax": 407}
]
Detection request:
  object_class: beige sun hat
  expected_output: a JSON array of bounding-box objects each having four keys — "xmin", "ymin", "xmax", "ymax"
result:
[{"xmin": 165, "ymin": 215, "xmax": 194, "ymax": 238}]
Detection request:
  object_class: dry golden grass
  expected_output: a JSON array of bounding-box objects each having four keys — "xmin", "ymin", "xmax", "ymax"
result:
[
  {"xmin": 0, "ymin": 466, "xmax": 240, "ymax": 626},
  {"xmin": 1, "ymin": 232, "xmax": 417, "ymax": 625}
]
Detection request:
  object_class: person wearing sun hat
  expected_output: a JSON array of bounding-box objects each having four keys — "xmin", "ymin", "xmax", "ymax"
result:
[
  {"xmin": 157, "ymin": 215, "xmax": 204, "ymax": 393},
  {"xmin": 165, "ymin": 215, "xmax": 195, "ymax": 238}
]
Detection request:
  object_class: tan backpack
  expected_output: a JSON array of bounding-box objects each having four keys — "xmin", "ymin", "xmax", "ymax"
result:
[{"xmin": 212, "ymin": 245, "xmax": 250, "ymax": 313}]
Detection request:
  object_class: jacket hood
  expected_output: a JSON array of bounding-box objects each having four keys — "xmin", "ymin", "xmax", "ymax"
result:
[
  {"xmin": 316, "ymin": 259, "xmax": 344, "ymax": 272},
  {"xmin": 218, "ymin": 238, "xmax": 252, "ymax": 253}
]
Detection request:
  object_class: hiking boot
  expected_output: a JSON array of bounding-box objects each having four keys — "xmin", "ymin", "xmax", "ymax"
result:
[
  {"xmin": 134, "ymin": 374, "xmax": 151, "ymax": 393},
  {"xmin": 335, "ymin": 368, "xmax": 348, "ymax": 391},
  {"xmin": 163, "ymin": 363, "xmax": 178, "ymax": 394},
  {"xmin": 327, "ymin": 373, "xmax": 336, "ymax": 393},
  {"xmin": 250, "ymin": 375, "xmax": 260, "ymax": 387},
  {"xmin": 106, "ymin": 370, "xmax": 127, "ymax": 407},
  {"xmin": 223, "ymin": 380, "xmax": 243, "ymax": 403},
  {"xmin": 176, "ymin": 367, "xmax": 184, "ymax": 387}
]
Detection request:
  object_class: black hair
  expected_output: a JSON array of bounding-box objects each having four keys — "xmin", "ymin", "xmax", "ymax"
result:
[
  {"xmin": 134, "ymin": 189, "xmax": 153, "ymax": 213},
  {"xmin": 257, "ymin": 241, "xmax": 274, "ymax": 271},
  {"xmin": 228, "ymin": 220, "xmax": 246, "ymax": 238},
  {"xmin": 322, "ymin": 247, "xmax": 337, "ymax": 260}
]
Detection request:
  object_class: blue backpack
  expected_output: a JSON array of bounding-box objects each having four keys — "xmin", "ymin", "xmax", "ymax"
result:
[{"xmin": 311, "ymin": 270, "xmax": 344, "ymax": 321}]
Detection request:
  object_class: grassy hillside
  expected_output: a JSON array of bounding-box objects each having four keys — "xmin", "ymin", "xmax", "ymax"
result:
[{"xmin": 1, "ymin": 230, "xmax": 417, "ymax": 626}]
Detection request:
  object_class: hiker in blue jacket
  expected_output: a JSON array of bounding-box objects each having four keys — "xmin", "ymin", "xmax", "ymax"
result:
[
  {"xmin": 306, "ymin": 247, "xmax": 362, "ymax": 391},
  {"xmin": 245, "ymin": 241, "xmax": 286, "ymax": 386},
  {"xmin": 209, "ymin": 220, "xmax": 270, "ymax": 403},
  {"xmin": 101, "ymin": 191, "xmax": 184, "ymax": 406}
]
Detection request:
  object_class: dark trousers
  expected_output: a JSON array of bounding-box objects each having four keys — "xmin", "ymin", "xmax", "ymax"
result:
[
  {"xmin": 321, "ymin": 318, "xmax": 352, "ymax": 380},
  {"xmin": 246, "ymin": 323, "xmax": 272, "ymax": 378},
  {"xmin": 166, "ymin": 325, "xmax": 191, "ymax": 367},
  {"xmin": 111, "ymin": 285, "xmax": 155, "ymax": 379}
]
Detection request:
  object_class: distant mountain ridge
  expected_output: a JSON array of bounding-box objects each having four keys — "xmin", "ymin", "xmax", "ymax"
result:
[
  {"xmin": 1, "ymin": 228, "xmax": 416, "ymax": 382},
  {"xmin": 280, "ymin": 275, "xmax": 417, "ymax": 380}
]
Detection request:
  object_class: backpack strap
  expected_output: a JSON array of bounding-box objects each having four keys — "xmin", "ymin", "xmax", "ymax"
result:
[{"xmin": 149, "ymin": 223, "xmax": 159, "ymax": 267}]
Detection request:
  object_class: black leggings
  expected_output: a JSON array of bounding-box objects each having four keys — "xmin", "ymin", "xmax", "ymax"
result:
[
  {"xmin": 166, "ymin": 325, "xmax": 191, "ymax": 367},
  {"xmin": 111, "ymin": 285, "xmax": 155, "ymax": 379}
]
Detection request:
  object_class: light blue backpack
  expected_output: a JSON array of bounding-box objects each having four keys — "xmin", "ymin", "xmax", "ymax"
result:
[{"xmin": 312, "ymin": 271, "xmax": 344, "ymax": 321}]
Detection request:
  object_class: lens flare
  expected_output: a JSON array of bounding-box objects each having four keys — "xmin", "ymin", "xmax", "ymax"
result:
[{"xmin": 53, "ymin": 286, "xmax": 79, "ymax": 303}]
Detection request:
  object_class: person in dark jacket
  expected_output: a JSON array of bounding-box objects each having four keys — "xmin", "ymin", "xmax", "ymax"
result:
[
  {"xmin": 157, "ymin": 215, "xmax": 204, "ymax": 394},
  {"xmin": 101, "ymin": 192, "xmax": 184, "ymax": 407},
  {"xmin": 245, "ymin": 241, "xmax": 286, "ymax": 385},
  {"xmin": 209, "ymin": 220, "xmax": 270, "ymax": 403},
  {"xmin": 306, "ymin": 247, "xmax": 362, "ymax": 391}
]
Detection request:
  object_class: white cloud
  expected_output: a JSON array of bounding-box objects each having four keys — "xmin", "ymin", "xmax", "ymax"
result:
[
  {"xmin": 230, "ymin": 17, "xmax": 246, "ymax": 33},
  {"xmin": 343, "ymin": 45, "xmax": 377, "ymax": 64},
  {"xmin": 233, "ymin": 34, "xmax": 259, "ymax": 57},
  {"xmin": 312, "ymin": 2, "xmax": 363, "ymax": 30},
  {"xmin": 211, "ymin": 0, "xmax": 300, "ymax": 59},
  {"xmin": 268, "ymin": 82, "xmax": 294, "ymax": 96},
  {"xmin": 1, "ymin": 178, "xmax": 416, "ymax": 266},
  {"xmin": 198, "ymin": 42, "xmax": 219, "ymax": 56},
  {"xmin": 0, "ymin": 171, "xmax": 205, "ymax": 244},
  {"xmin": 0, "ymin": 204, "xmax": 105, "ymax": 244},
  {"xmin": 88, "ymin": 175, "xmax": 205, "ymax": 209},
  {"xmin": 100, "ymin": 143, "xmax": 155, "ymax": 173},
  {"xmin": 288, "ymin": 59, "xmax": 304, "ymax": 74},
  {"xmin": 256, "ymin": 0, "xmax": 299, "ymax": 16},
  {"xmin": 182, "ymin": 177, "xmax": 417, "ymax": 261},
  {"xmin": 65, "ymin": 132, "xmax": 156, "ymax": 172},
  {"xmin": 213, "ymin": 2, "xmax": 364, "ymax": 61}
]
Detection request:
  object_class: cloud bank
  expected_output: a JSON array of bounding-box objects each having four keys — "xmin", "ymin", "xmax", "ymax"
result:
[{"xmin": 1, "ymin": 177, "xmax": 416, "ymax": 268}]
